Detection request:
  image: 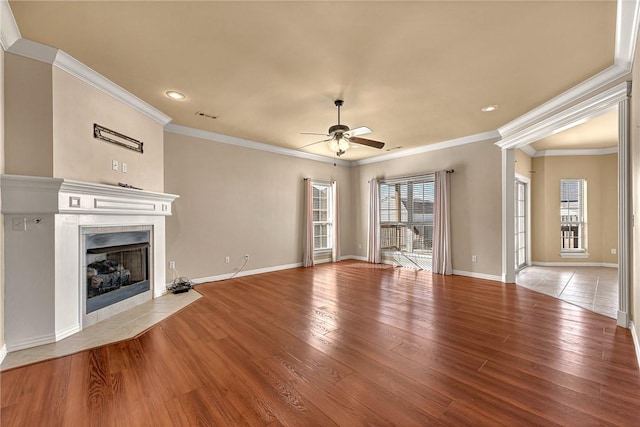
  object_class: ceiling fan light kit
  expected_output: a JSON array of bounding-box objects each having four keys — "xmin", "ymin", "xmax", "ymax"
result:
[
  {"xmin": 301, "ymin": 99, "xmax": 385, "ymax": 157},
  {"xmin": 328, "ymin": 137, "xmax": 350, "ymax": 154}
]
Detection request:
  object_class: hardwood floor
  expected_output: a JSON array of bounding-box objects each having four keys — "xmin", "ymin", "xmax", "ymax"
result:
[{"xmin": 2, "ymin": 260, "xmax": 639, "ymax": 426}]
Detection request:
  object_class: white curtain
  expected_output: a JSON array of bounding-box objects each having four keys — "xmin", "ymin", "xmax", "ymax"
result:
[
  {"xmin": 433, "ymin": 170, "xmax": 452, "ymax": 275},
  {"xmin": 367, "ymin": 178, "xmax": 381, "ymax": 263},
  {"xmin": 331, "ymin": 181, "xmax": 341, "ymax": 262},
  {"xmin": 302, "ymin": 178, "xmax": 314, "ymax": 267}
]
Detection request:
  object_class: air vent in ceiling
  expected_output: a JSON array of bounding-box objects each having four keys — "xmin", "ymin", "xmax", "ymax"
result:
[{"xmin": 195, "ymin": 111, "xmax": 218, "ymax": 120}]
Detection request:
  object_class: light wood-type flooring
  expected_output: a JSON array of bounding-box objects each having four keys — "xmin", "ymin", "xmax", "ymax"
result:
[{"xmin": 2, "ymin": 261, "xmax": 640, "ymax": 426}]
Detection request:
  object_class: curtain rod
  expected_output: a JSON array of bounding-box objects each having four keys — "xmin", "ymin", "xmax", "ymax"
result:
[
  {"xmin": 372, "ymin": 169, "xmax": 454, "ymax": 184},
  {"xmin": 303, "ymin": 178, "xmax": 335, "ymax": 184}
]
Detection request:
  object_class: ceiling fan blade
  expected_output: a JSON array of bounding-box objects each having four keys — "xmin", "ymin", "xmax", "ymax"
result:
[
  {"xmin": 345, "ymin": 126, "xmax": 372, "ymax": 137},
  {"xmin": 348, "ymin": 136, "xmax": 385, "ymax": 149},
  {"xmin": 300, "ymin": 132, "xmax": 330, "ymax": 136},
  {"xmin": 299, "ymin": 137, "xmax": 333, "ymax": 149}
]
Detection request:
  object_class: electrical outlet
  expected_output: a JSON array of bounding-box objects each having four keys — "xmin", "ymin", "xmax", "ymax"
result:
[
  {"xmin": 112, "ymin": 159, "xmax": 119, "ymax": 171},
  {"xmin": 169, "ymin": 261, "xmax": 175, "ymax": 269},
  {"xmin": 472, "ymin": 255, "xmax": 478, "ymax": 263},
  {"xmin": 244, "ymin": 254, "xmax": 250, "ymax": 261},
  {"xmin": 225, "ymin": 256, "xmax": 230, "ymax": 263},
  {"xmin": 122, "ymin": 162, "xmax": 128, "ymax": 173},
  {"xmin": 611, "ymin": 248, "xmax": 617, "ymax": 255}
]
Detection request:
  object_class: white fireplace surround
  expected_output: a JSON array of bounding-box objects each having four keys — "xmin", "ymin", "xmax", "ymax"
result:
[{"xmin": 1, "ymin": 175, "xmax": 179, "ymax": 352}]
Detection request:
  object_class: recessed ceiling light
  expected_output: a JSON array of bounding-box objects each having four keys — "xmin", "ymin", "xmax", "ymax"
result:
[
  {"xmin": 165, "ymin": 90, "xmax": 186, "ymax": 100},
  {"xmin": 481, "ymin": 104, "xmax": 499, "ymax": 112}
]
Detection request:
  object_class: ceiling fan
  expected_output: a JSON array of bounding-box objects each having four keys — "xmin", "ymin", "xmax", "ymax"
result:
[{"xmin": 300, "ymin": 99, "xmax": 385, "ymax": 156}]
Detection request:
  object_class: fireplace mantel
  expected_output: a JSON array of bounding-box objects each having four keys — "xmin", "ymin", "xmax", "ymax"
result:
[
  {"xmin": 1, "ymin": 175, "xmax": 179, "ymax": 352},
  {"xmin": 1, "ymin": 175, "xmax": 178, "ymax": 216}
]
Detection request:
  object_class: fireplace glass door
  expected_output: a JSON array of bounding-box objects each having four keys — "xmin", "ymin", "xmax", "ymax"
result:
[{"xmin": 85, "ymin": 230, "xmax": 150, "ymax": 313}]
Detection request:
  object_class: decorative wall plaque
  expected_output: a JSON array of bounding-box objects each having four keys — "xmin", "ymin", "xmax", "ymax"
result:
[{"xmin": 94, "ymin": 123, "xmax": 144, "ymax": 153}]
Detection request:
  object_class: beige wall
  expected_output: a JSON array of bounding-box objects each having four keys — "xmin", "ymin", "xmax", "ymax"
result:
[
  {"xmin": 515, "ymin": 148, "xmax": 532, "ymax": 180},
  {"xmin": 4, "ymin": 53, "xmax": 53, "ymax": 177},
  {"xmin": 4, "ymin": 53, "xmax": 164, "ymax": 191},
  {"xmin": 531, "ymin": 154, "xmax": 618, "ymax": 264},
  {"xmin": 52, "ymin": 68, "xmax": 164, "ymax": 191},
  {"xmin": 351, "ymin": 140, "xmax": 503, "ymax": 277},
  {"xmin": 164, "ymin": 131, "xmax": 355, "ymax": 281}
]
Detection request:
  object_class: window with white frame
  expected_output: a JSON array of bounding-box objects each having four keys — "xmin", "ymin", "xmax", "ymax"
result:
[
  {"xmin": 312, "ymin": 183, "xmax": 333, "ymax": 251},
  {"xmin": 560, "ymin": 179, "xmax": 587, "ymax": 252},
  {"xmin": 379, "ymin": 175, "xmax": 435, "ymax": 257}
]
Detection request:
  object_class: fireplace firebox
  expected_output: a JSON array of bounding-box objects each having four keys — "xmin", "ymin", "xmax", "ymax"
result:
[{"xmin": 85, "ymin": 230, "xmax": 150, "ymax": 314}]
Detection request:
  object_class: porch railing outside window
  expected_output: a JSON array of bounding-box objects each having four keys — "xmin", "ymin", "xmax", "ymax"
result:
[{"xmin": 380, "ymin": 176, "xmax": 435, "ymax": 262}]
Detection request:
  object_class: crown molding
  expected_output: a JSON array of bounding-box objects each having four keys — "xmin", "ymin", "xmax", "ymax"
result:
[
  {"xmin": 498, "ymin": 0, "xmax": 639, "ymax": 143},
  {"xmin": 616, "ymin": 0, "xmax": 640, "ymax": 71},
  {"xmin": 518, "ymin": 144, "xmax": 537, "ymax": 157},
  {"xmin": 351, "ymin": 130, "xmax": 502, "ymax": 167},
  {"xmin": 6, "ymin": 38, "xmax": 57, "ymax": 62},
  {"xmin": 165, "ymin": 123, "xmax": 501, "ymax": 168},
  {"xmin": 6, "ymin": 38, "xmax": 172, "ymax": 125},
  {"xmin": 53, "ymin": 49, "xmax": 172, "ymax": 125},
  {"xmin": 0, "ymin": 0, "xmax": 20, "ymax": 50},
  {"xmin": 498, "ymin": 65, "xmax": 628, "ymax": 141},
  {"xmin": 496, "ymin": 82, "xmax": 629, "ymax": 150},
  {"xmin": 533, "ymin": 146, "xmax": 618, "ymax": 158},
  {"xmin": 164, "ymin": 124, "xmax": 351, "ymax": 167}
]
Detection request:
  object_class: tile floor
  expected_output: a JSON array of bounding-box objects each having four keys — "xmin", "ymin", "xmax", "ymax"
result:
[
  {"xmin": 1, "ymin": 289, "xmax": 201, "ymax": 371},
  {"xmin": 516, "ymin": 266, "xmax": 618, "ymax": 319}
]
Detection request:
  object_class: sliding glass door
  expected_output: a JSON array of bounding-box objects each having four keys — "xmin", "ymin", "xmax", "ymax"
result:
[{"xmin": 515, "ymin": 179, "xmax": 528, "ymax": 271}]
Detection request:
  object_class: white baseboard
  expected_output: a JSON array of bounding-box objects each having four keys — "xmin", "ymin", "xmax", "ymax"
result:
[
  {"xmin": 55, "ymin": 324, "xmax": 81, "ymax": 342},
  {"xmin": 630, "ymin": 321, "xmax": 640, "ymax": 370},
  {"xmin": 189, "ymin": 259, "xmax": 502, "ymax": 286},
  {"xmin": 7, "ymin": 333, "xmax": 56, "ymax": 353},
  {"xmin": 192, "ymin": 262, "xmax": 303, "ymax": 284},
  {"xmin": 0, "ymin": 344, "xmax": 6, "ymax": 364},
  {"xmin": 191, "ymin": 257, "xmax": 373, "ymax": 285},
  {"xmin": 452, "ymin": 270, "xmax": 503, "ymax": 282},
  {"xmin": 532, "ymin": 261, "xmax": 618, "ymax": 268}
]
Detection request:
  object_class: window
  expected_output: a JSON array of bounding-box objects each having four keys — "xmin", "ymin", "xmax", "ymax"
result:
[
  {"xmin": 379, "ymin": 175, "xmax": 435, "ymax": 260},
  {"xmin": 560, "ymin": 179, "xmax": 587, "ymax": 253},
  {"xmin": 312, "ymin": 183, "xmax": 333, "ymax": 251},
  {"xmin": 515, "ymin": 179, "xmax": 528, "ymax": 270}
]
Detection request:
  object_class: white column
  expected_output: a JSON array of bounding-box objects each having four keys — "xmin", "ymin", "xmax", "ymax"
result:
[
  {"xmin": 618, "ymin": 90, "xmax": 631, "ymax": 327},
  {"xmin": 502, "ymin": 148, "xmax": 516, "ymax": 283}
]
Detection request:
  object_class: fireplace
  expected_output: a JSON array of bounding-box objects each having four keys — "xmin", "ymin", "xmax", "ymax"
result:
[
  {"xmin": 1, "ymin": 175, "xmax": 178, "ymax": 351},
  {"xmin": 85, "ymin": 229, "xmax": 151, "ymax": 314}
]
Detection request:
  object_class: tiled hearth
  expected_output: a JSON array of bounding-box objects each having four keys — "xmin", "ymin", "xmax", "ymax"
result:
[{"xmin": 1, "ymin": 288, "xmax": 200, "ymax": 371}]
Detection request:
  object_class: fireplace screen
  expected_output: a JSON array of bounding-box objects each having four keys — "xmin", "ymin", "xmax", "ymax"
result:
[{"xmin": 85, "ymin": 230, "xmax": 150, "ymax": 314}]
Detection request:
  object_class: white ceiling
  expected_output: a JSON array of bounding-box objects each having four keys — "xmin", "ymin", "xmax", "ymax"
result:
[{"xmin": 8, "ymin": 1, "xmax": 617, "ymax": 160}]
